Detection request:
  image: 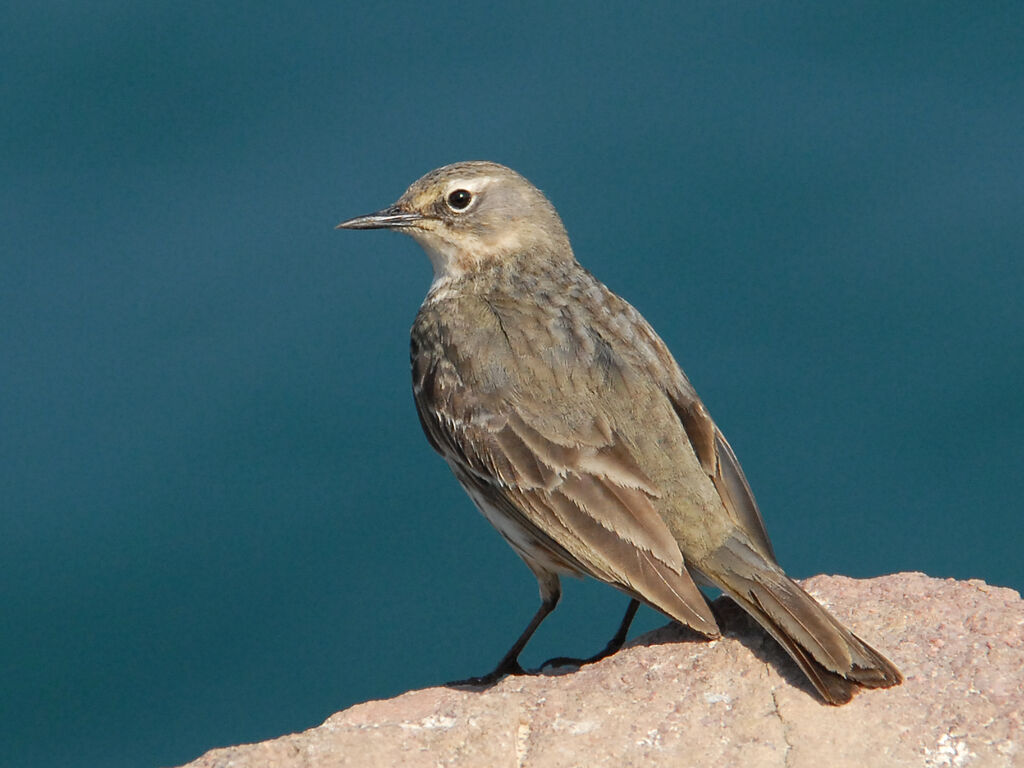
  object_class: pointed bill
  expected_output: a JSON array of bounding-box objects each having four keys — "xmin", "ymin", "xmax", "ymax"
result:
[{"xmin": 336, "ymin": 206, "xmax": 426, "ymax": 230}]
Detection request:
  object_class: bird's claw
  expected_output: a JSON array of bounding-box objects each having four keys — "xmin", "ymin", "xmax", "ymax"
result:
[
  {"xmin": 540, "ymin": 655, "xmax": 589, "ymax": 671},
  {"xmin": 447, "ymin": 660, "xmax": 530, "ymax": 688}
]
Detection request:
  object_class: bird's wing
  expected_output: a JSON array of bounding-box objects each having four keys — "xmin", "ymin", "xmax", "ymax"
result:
[
  {"xmin": 413, "ymin": 345, "xmax": 719, "ymax": 636},
  {"xmin": 667, "ymin": 390, "xmax": 777, "ymax": 562}
]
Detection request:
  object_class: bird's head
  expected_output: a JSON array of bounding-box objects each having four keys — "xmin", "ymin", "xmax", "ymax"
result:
[{"xmin": 338, "ymin": 161, "xmax": 573, "ymax": 281}]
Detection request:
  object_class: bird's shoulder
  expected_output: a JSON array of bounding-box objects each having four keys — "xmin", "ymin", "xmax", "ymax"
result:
[
  {"xmin": 412, "ymin": 271, "xmax": 685, "ymax": 384},
  {"xmin": 410, "ymin": 289, "xmax": 515, "ymax": 401}
]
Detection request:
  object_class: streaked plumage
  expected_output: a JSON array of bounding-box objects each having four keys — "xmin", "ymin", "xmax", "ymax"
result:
[{"xmin": 339, "ymin": 161, "xmax": 902, "ymax": 704}]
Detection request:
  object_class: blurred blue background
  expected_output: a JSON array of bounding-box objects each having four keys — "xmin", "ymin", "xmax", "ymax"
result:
[{"xmin": 2, "ymin": 2, "xmax": 1021, "ymax": 766}]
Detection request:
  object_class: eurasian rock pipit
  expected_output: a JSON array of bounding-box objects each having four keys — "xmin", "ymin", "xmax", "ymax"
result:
[{"xmin": 338, "ymin": 161, "xmax": 902, "ymax": 704}]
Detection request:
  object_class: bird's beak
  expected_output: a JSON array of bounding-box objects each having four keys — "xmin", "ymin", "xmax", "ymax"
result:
[{"xmin": 336, "ymin": 206, "xmax": 426, "ymax": 230}]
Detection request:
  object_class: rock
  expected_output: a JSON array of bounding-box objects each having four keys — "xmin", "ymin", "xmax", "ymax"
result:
[{"xmin": 178, "ymin": 573, "xmax": 1023, "ymax": 768}]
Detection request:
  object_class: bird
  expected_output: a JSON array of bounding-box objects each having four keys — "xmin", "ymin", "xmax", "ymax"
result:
[{"xmin": 337, "ymin": 161, "xmax": 902, "ymax": 704}]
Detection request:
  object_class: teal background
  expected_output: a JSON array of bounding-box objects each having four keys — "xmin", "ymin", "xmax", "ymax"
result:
[{"xmin": 2, "ymin": 3, "xmax": 1021, "ymax": 766}]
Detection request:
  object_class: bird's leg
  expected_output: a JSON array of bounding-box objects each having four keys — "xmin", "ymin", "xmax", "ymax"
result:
[
  {"xmin": 449, "ymin": 591, "xmax": 560, "ymax": 687},
  {"xmin": 541, "ymin": 598, "xmax": 640, "ymax": 670}
]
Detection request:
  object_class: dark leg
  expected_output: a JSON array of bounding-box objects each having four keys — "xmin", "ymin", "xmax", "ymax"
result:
[
  {"xmin": 448, "ymin": 591, "xmax": 560, "ymax": 687},
  {"xmin": 541, "ymin": 598, "xmax": 640, "ymax": 670}
]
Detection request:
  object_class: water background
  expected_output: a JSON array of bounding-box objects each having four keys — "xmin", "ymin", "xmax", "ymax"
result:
[{"xmin": 2, "ymin": 3, "xmax": 1022, "ymax": 766}]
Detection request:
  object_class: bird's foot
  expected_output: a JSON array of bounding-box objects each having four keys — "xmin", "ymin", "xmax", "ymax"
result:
[
  {"xmin": 539, "ymin": 654, "xmax": 594, "ymax": 671},
  {"xmin": 447, "ymin": 659, "xmax": 530, "ymax": 688},
  {"xmin": 540, "ymin": 599, "xmax": 638, "ymax": 672},
  {"xmin": 540, "ymin": 645, "xmax": 622, "ymax": 672}
]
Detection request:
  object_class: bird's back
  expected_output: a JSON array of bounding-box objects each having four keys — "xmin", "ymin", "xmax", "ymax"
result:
[{"xmin": 411, "ymin": 263, "xmax": 755, "ymax": 573}]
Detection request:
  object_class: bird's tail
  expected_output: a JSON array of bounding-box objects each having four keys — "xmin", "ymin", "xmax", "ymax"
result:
[{"xmin": 701, "ymin": 537, "xmax": 903, "ymax": 705}]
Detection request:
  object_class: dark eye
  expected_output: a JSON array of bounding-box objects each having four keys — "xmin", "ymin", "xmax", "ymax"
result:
[{"xmin": 447, "ymin": 189, "xmax": 473, "ymax": 210}]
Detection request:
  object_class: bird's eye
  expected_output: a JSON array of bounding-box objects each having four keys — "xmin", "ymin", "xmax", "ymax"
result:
[{"xmin": 446, "ymin": 189, "xmax": 473, "ymax": 211}]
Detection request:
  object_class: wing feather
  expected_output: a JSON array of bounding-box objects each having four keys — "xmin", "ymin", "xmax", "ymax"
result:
[
  {"xmin": 412, "ymin": 316, "xmax": 719, "ymax": 636},
  {"xmin": 670, "ymin": 394, "xmax": 776, "ymax": 561},
  {"xmin": 515, "ymin": 485, "xmax": 719, "ymax": 636}
]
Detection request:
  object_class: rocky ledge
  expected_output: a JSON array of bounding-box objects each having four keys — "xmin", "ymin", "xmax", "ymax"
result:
[{"xmin": 179, "ymin": 573, "xmax": 1022, "ymax": 768}]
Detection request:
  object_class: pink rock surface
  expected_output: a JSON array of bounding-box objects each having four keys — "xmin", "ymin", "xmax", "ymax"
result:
[{"xmin": 179, "ymin": 573, "xmax": 1023, "ymax": 768}]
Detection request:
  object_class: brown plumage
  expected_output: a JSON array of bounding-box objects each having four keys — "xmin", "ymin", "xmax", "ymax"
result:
[{"xmin": 338, "ymin": 161, "xmax": 902, "ymax": 704}]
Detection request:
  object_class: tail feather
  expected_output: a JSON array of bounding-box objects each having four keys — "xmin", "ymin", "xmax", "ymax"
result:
[
  {"xmin": 703, "ymin": 538, "xmax": 903, "ymax": 705},
  {"xmin": 743, "ymin": 592, "xmax": 859, "ymax": 704},
  {"xmin": 742, "ymin": 580, "xmax": 900, "ymax": 703}
]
